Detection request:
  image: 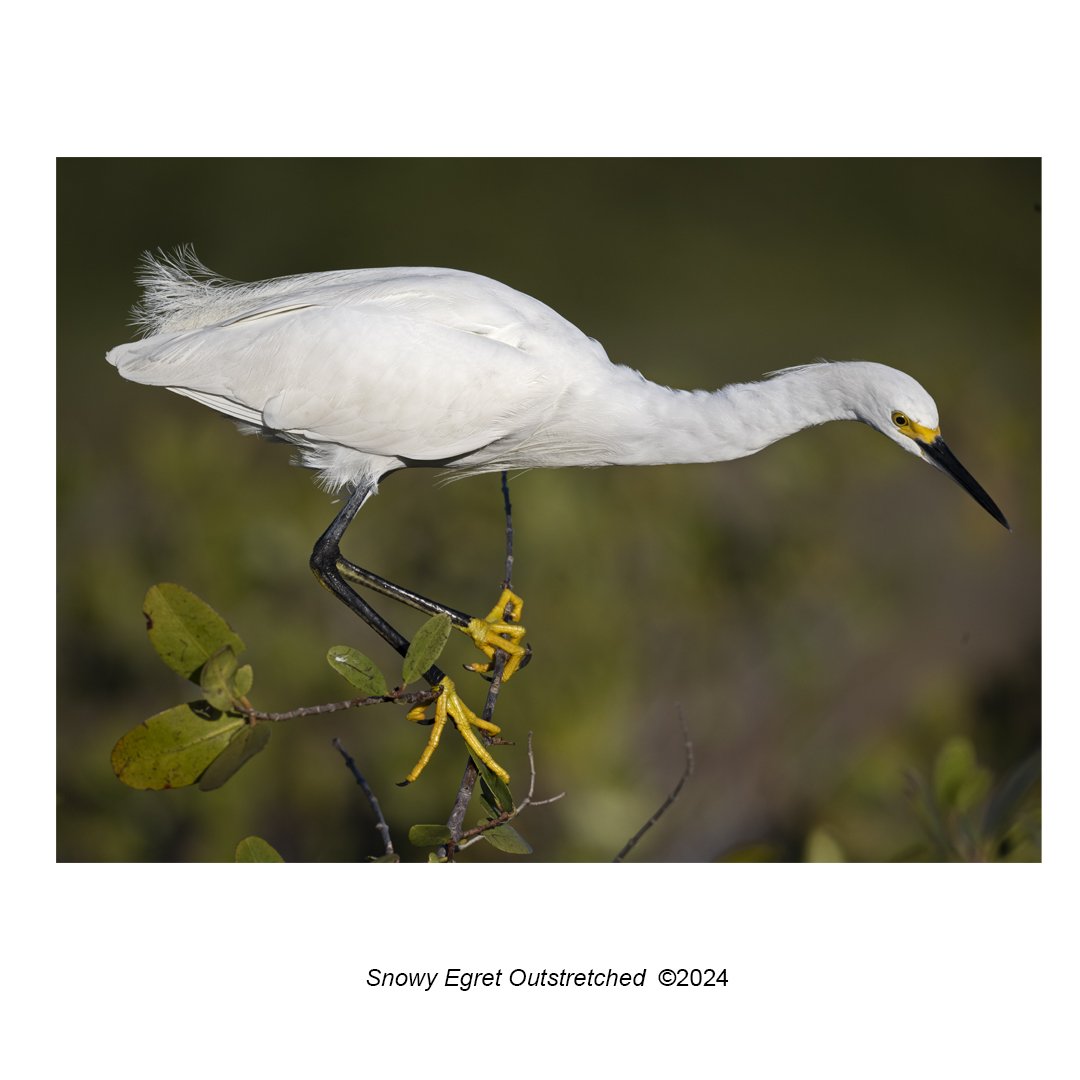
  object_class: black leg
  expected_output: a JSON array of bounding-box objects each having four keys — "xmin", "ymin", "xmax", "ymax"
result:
[
  {"xmin": 308, "ymin": 481, "xmax": 519, "ymax": 785},
  {"xmin": 309, "ymin": 482, "xmax": 445, "ymax": 685},
  {"xmin": 336, "ymin": 558, "xmax": 472, "ymax": 629}
]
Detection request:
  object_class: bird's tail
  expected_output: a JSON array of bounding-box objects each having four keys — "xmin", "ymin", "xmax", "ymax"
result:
[{"xmin": 129, "ymin": 245, "xmax": 232, "ymax": 336}]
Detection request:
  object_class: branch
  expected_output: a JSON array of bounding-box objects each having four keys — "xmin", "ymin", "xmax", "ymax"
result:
[
  {"xmin": 444, "ymin": 471, "xmax": 523, "ymax": 848},
  {"xmin": 613, "ymin": 716, "xmax": 695, "ymax": 862},
  {"xmin": 239, "ymin": 685, "xmax": 440, "ymax": 723},
  {"xmin": 333, "ymin": 737, "xmax": 396, "ymax": 858},
  {"xmin": 448, "ymin": 732, "xmax": 565, "ymax": 855}
]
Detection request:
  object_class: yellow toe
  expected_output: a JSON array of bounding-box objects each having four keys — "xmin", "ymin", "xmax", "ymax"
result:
[
  {"xmin": 400, "ymin": 676, "xmax": 510, "ymax": 785},
  {"xmin": 461, "ymin": 589, "xmax": 528, "ymax": 681}
]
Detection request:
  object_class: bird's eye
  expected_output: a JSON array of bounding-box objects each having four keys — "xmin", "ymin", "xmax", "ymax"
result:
[{"xmin": 892, "ymin": 412, "xmax": 909, "ymax": 427}]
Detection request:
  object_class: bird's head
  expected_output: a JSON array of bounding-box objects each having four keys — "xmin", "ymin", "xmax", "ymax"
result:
[{"xmin": 853, "ymin": 363, "xmax": 1010, "ymax": 530}]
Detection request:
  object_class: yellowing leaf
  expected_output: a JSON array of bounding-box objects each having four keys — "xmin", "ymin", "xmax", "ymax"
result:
[
  {"xmin": 200, "ymin": 645, "xmax": 239, "ymax": 711},
  {"xmin": 235, "ymin": 836, "xmax": 284, "ymax": 862},
  {"xmin": 111, "ymin": 703, "xmax": 245, "ymax": 790},
  {"xmin": 144, "ymin": 584, "xmax": 244, "ymax": 683},
  {"xmin": 234, "ymin": 664, "xmax": 254, "ymax": 697}
]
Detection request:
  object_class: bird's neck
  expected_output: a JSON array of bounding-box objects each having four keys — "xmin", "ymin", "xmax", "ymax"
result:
[{"xmin": 554, "ymin": 363, "xmax": 862, "ymax": 467}]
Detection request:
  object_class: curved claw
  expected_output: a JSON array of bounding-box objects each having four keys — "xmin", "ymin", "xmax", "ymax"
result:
[
  {"xmin": 460, "ymin": 588, "xmax": 528, "ymax": 681},
  {"xmin": 398, "ymin": 676, "xmax": 509, "ymax": 786}
]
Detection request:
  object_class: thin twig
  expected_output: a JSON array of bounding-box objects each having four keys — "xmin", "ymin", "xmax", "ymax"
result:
[
  {"xmin": 239, "ymin": 686, "xmax": 440, "ymax": 723},
  {"xmin": 444, "ymin": 471, "xmax": 521, "ymax": 851},
  {"xmin": 451, "ymin": 733, "xmax": 565, "ymax": 854},
  {"xmin": 613, "ymin": 716, "xmax": 695, "ymax": 862},
  {"xmin": 445, "ymin": 647, "xmax": 509, "ymax": 845},
  {"xmin": 444, "ymin": 761, "xmax": 482, "ymax": 842},
  {"xmin": 333, "ymin": 737, "xmax": 395, "ymax": 857},
  {"xmin": 501, "ymin": 470, "xmax": 514, "ymax": 590}
]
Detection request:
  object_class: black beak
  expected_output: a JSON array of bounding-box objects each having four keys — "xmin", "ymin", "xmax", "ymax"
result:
[{"xmin": 919, "ymin": 436, "xmax": 1010, "ymax": 531}]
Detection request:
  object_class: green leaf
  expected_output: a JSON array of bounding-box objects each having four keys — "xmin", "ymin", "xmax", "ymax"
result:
[
  {"xmin": 476, "ymin": 758, "xmax": 514, "ymax": 814},
  {"xmin": 111, "ymin": 703, "xmax": 245, "ymax": 790},
  {"xmin": 144, "ymin": 584, "xmax": 245, "ymax": 683},
  {"xmin": 235, "ymin": 836, "xmax": 284, "ymax": 862},
  {"xmin": 234, "ymin": 664, "xmax": 254, "ymax": 698},
  {"xmin": 200, "ymin": 645, "xmax": 239, "ymax": 711},
  {"xmin": 327, "ymin": 646, "xmax": 389, "ymax": 697},
  {"xmin": 934, "ymin": 737, "xmax": 981, "ymax": 810},
  {"xmin": 408, "ymin": 824, "xmax": 452, "ymax": 847},
  {"xmin": 479, "ymin": 821, "xmax": 532, "ymax": 854},
  {"xmin": 475, "ymin": 794, "xmax": 531, "ymax": 854},
  {"xmin": 804, "ymin": 827, "xmax": 845, "ymax": 862},
  {"xmin": 367, "ymin": 853, "xmax": 401, "ymax": 863},
  {"xmin": 402, "ymin": 614, "xmax": 452, "ymax": 685},
  {"xmin": 198, "ymin": 723, "xmax": 272, "ymax": 791}
]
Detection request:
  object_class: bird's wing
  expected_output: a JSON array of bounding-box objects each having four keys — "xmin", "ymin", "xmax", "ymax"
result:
[
  {"xmin": 135, "ymin": 257, "xmax": 609, "ymax": 365},
  {"xmin": 108, "ymin": 302, "xmax": 557, "ymax": 462}
]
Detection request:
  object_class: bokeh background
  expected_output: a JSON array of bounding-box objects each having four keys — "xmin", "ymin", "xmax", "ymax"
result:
[{"xmin": 58, "ymin": 158, "xmax": 1039, "ymax": 862}]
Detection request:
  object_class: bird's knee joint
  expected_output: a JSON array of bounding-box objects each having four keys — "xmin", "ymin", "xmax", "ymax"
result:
[{"xmin": 309, "ymin": 540, "xmax": 337, "ymax": 577}]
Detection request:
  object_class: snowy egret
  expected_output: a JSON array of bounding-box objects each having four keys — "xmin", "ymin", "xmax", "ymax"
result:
[{"xmin": 107, "ymin": 250, "xmax": 1009, "ymax": 784}]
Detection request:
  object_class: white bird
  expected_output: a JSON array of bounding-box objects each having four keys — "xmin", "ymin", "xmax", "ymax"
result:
[{"xmin": 107, "ymin": 249, "xmax": 1008, "ymax": 785}]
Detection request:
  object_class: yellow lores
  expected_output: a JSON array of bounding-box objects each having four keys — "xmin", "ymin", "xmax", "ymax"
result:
[
  {"xmin": 402, "ymin": 589, "xmax": 527, "ymax": 785},
  {"xmin": 891, "ymin": 410, "xmax": 940, "ymax": 444}
]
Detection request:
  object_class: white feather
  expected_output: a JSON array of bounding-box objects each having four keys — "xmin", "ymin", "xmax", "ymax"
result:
[{"xmin": 107, "ymin": 250, "xmax": 978, "ymax": 507}]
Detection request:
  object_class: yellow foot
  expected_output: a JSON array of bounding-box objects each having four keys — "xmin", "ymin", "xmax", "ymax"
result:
[
  {"xmin": 460, "ymin": 588, "xmax": 528, "ymax": 681},
  {"xmin": 398, "ymin": 676, "xmax": 510, "ymax": 785}
]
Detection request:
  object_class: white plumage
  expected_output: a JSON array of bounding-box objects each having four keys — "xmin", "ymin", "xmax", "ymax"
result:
[{"xmin": 106, "ymin": 249, "xmax": 1006, "ymax": 531}]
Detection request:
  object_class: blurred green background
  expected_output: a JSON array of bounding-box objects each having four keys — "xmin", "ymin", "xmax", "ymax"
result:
[{"xmin": 58, "ymin": 158, "xmax": 1039, "ymax": 862}]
